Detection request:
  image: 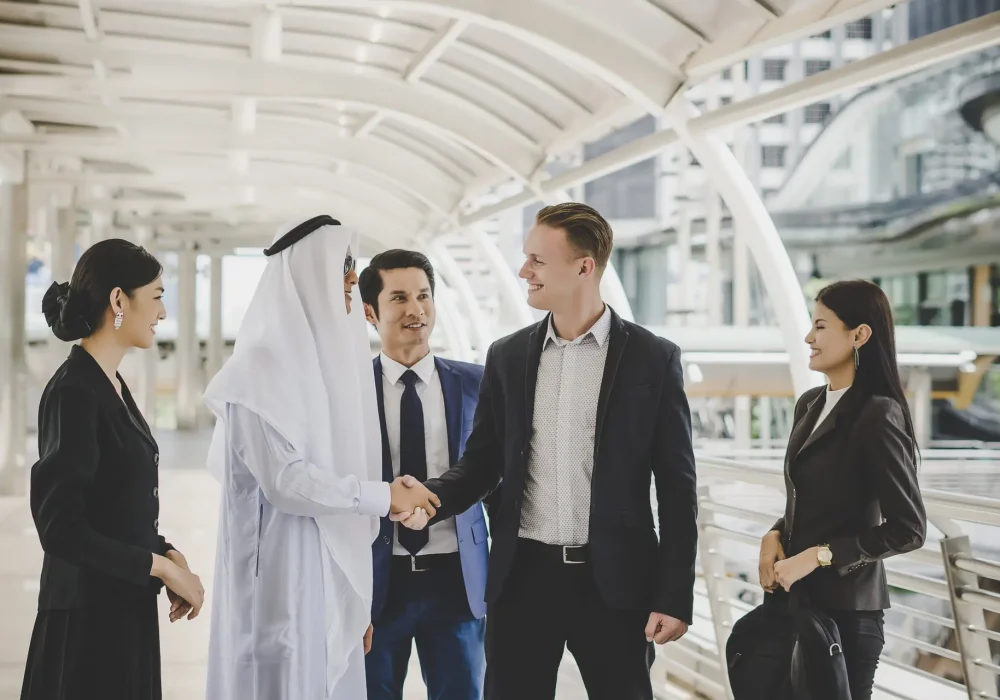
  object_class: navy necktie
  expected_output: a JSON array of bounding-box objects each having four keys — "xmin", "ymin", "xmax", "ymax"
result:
[{"xmin": 398, "ymin": 370, "xmax": 428, "ymax": 556}]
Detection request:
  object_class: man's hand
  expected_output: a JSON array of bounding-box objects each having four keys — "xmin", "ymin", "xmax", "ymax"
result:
[
  {"xmin": 645, "ymin": 613, "xmax": 688, "ymax": 644},
  {"xmin": 165, "ymin": 550, "xmax": 193, "ymax": 623},
  {"xmin": 773, "ymin": 547, "xmax": 820, "ymax": 592},
  {"xmin": 363, "ymin": 624, "xmax": 374, "ymax": 655},
  {"xmin": 389, "ymin": 475, "xmax": 440, "ymax": 520},
  {"xmin": 758, "ymin": 529, "xmax": 786, "ymax": 593}
]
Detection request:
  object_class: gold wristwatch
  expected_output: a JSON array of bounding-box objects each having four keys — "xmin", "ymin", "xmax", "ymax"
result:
[{"xmin": 816, "ymin": 544, "xmax": 833, "ymax": 567}]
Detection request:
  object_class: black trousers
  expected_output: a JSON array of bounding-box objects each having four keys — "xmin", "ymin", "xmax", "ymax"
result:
[
  {"xmin": 484, "ymin": 540, "xmax": 654, "ymax": 700},
  {"xmin": 824, "ymin": 609, "xmax": 885, "ymax": 700}
]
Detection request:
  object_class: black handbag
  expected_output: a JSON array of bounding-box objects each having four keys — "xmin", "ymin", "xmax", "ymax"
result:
[
  {"xmin": 789, "ymin": 591, "xmax": 852, "ymax": 700},
  {"xmin": 726, "ymin": 593, "xmax": 794, "ymax": 700},
  {"xmin": 727, "ymin": 589, "xmax": 852, "ymax": 700}
]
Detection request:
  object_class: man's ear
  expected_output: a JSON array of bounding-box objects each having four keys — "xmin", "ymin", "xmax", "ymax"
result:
[
  {"xmin": 579, "ymin": 258, "xmax": 596, "ymax": 277},
  {"xmin": 363, "ymin": 302, "xmax": 378, "ymax": 326}
]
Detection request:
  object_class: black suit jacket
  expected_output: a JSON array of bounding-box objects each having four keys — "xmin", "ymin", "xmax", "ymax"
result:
[
  {"xmin": 772, "ymin": 385, "xmax": 927, "ymax": 611},
  {"xmin": 425, "ymin": 308, "xmax": 698, "ymax": 623},
  {"xmin": 30, "ymin": 345, "xmax": 173, "ymax": 610}
]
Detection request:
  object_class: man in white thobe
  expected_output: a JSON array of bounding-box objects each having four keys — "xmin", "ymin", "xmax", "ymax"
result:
[{"xmin": 202, "ymin": 215, "xmax": 440, "ymax": 700}]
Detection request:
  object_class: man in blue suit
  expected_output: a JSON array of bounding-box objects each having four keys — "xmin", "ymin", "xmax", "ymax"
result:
[{"xmin": 359, "ymin": 250, "xmax": 489, "ymax": 700}]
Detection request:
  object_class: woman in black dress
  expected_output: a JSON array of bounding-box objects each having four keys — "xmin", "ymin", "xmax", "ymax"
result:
[
  {"xmin": 21, "ymin": 239, "xmax": 206, "ymax": 700},
  {"xmin": 757, "ymin": 280, "xmax": 926, "ymax": 700}
]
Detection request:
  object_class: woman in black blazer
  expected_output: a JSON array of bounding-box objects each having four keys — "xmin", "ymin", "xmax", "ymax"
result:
[
  {"xmin": 757, "ymin": 280, "xmax": 927, "ymax": 700},
  {"xmin": 21, "ymin": 239, "xmax": 205, "ymax": 700}
]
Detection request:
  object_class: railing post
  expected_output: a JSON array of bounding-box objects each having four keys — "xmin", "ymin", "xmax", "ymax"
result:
[
  {"xmin": 940, "ymin": 535, "xmax": 995, "ymax": 698},
  {"xmin": 697, "ymin": 484, "xmax": 736, "ymax": 700}
]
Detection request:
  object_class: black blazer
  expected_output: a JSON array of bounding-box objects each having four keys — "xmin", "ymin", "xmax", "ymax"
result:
[
  {"xmin": 772, "ymin": 385, "xmax": 927, "ymax": 611},
  {"xmin": 425, "ymin": 308, "xmax": 698, "ymax": 623},
  {"xmin": 30, "ymin": 345, "xmax": 173, "ymax": 610}
]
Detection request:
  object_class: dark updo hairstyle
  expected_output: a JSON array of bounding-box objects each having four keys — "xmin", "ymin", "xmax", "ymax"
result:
[
  {"xmin": 816, "ymin": 279, "xmax": 918, "ymax": 460},
  {"xmin": 42, "ymin": 238, "xmax": 163, "ymax": 342}
]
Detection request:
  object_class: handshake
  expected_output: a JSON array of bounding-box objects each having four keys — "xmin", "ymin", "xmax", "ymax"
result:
[{"xmin": 388, "ymin": 475, "xmax": 440, "ymax": 531}]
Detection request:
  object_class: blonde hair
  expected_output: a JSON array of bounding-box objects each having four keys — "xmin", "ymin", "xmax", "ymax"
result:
[{"xmin": 535, "ymin": 202, "xmax": 613, "ymax": 269}]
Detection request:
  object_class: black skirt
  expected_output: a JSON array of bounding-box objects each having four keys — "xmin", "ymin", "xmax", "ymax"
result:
[{"xmin": 20, "ymin": 595, "xmax": 161, "ymax": 700}]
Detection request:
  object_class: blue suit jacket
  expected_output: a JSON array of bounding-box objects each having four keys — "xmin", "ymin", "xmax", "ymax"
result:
[{"xmin": 371, "ymin": 355, "xmax": 489, "ymax": 621}]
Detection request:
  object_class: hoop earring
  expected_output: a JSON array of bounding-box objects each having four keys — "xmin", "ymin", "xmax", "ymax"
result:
[
  {"xmin": 114, "ymin": 310, "xmax": 123, "ymax": 330},
  {"xmin": 853, "ymin": 345, "xmax": 859, "ymax": 370}
]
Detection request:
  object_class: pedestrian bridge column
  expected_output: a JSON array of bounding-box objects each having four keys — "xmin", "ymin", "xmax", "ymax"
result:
[
  {"xmin": 0, "ymin": 179, "xmax": 29, "ymax": 495},
  {"xmin": 175, "ymin": 245, "xmax": 200, "ymax": 430}
]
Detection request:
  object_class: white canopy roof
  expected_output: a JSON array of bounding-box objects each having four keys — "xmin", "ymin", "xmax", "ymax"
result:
[{"xmin": 0, "ymin": 0, "xmax": 906, "ymax": 250}]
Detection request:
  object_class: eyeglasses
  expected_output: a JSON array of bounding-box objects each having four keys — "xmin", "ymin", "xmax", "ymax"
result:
[{"xmin": 344, "ymin": 253, "xmax": 356, "ymax": 276}]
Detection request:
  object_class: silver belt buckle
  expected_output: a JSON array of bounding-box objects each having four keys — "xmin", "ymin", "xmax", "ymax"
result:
[
  {"xmin": 562, "ymin": 546, "xmax": 585, "ymax": 564},
  {"xmin": 411, "ymin": 556, "xmax": 428, "ymax": 572}
]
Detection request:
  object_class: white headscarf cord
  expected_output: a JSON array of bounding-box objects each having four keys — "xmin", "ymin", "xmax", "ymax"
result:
[{"xmin": 203, "ymin": 218, "xmax": 382, "ymax": 692}]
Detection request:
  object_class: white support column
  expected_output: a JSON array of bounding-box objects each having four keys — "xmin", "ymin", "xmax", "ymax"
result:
[
  {"xmin": 705, "ymin": 189, "xmax": 723, "ymax": 326},
  {"xmin": 49, "ymin": 207, "xmax": 76, "ymax": 372},
  {"xmin": 208, "ymin": 254, "xmax": 224, "ymax": 380},
  {"xmin": 174, "ymin": 246, "xmax": 199, "ymax": 430},
  {"xmin": 0, "ymin": 182, "xmax": 29, "ymax": 495},
  {"xmin": 759, "ymin": 396, "xmax": 772, "ymax": 449},
  {"xmin": 907, "ymin": 369, "xmax": 932, "ymax": 451},
  {"xmin": 672, "ymin": 101, "xmax": 822, "ymax": 397},
  {"xmin": 429, "ymin": 239, "xmax": 492, "ymax": 363}
]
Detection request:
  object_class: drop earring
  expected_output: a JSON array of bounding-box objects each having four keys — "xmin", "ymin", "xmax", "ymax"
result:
[
  {"xmin": 114, "ymin": 310, "xmax": 123, "ymax": 330},
  {"xmin": 853, "ymin": 345, "xmax": 859, "ymax": 370}
]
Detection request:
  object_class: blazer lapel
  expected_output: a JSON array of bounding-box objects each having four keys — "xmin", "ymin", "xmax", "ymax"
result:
[
  {"xmin": 594, "ymin": 310, "xmax": 628, "ymax": 459},
  {"xmin": 796, "ymin": 385, "xmax": 865, "ymax": 460},
  {"xmin": 521, "ymin": 317, "xmax": 548, "ymax": 456},
  {"xmin": 785, "ymin": 391, "xmax": 825, "ymax": 474},
  {"xmin": 373, "ymin": 357, "xmax": 393, "ymax": 483},
  {"xmin": 435, "ymin": 358, "xmax": 462, "ymax": 465}
]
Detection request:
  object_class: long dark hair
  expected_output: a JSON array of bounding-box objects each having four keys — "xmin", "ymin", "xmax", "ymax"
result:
[
  {"xmin": 42, "ymin": 238, "xmax": 162, "ymax": 342},
  {"xmin": 816, "ymin": 280, "xmax": 918, "ymax": 459}
]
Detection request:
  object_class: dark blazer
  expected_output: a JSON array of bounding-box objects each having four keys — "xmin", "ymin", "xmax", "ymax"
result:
[
  {"xmin": 371, "ymin": 356, "xmax": 490, "ymax": 622},
  {"xmin": 424, "ymin": 308, "xmax": 698, "ymax": 623},
  {"xmin": 772, "ymin": 385, "xmax": 927, "ymax": 611},
  {"xmin": 30, "ymin": 345, "xmax": 173, "ymax": 610}
]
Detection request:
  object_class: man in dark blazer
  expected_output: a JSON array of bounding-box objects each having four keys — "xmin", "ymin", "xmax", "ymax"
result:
[
  {"xmin": 359, "ymin": 250, "xmax": 489, "ymax": 700},
  {"xmin": 423, "ymin": 203, "xmax": 699, "ymax": 700}
]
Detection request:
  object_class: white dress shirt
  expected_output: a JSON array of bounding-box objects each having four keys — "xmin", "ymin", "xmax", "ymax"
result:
[
  {"xmin": 380, "ymin": 352, "xmax": 459, "ymax": 555},
  {"xmin": 811, "ymin": 385, "xmax": 851, "ymax": 435},
  {"xmin": 519, "ymin": 306, "xmax": 612, "ymax": 546}
]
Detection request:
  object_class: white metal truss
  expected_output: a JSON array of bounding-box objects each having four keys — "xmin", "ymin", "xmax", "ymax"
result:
[{"xmin": 1, "ymin": 0, "xmax": 989, "ymax": 367}]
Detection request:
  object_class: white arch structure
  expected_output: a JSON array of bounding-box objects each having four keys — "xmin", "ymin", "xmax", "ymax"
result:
[{"xmin": 2, "ymin": 2, "xmax": 999, "ymax": 395}]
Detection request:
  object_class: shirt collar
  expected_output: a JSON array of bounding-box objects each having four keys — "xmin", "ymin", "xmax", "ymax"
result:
[
  {"xmin": 544, "ymin": 304, "xmax": 612, "ymax": 349},
  {"xmin": 380, "ymin": 351, "xmax": 436, "ymax": 386}
]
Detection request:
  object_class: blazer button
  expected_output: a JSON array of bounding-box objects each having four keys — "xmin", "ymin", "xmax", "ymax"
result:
[
  {"xmin": 154, "ymin": 519, "xmax": 159, "ymax": 530},
  {"xmin": 383, "ymin": 536, "xmax": 390, "ymax": 545},
  {"xmin": 153, "ymin": 487, "xmax": 158, "ymax": 499},
  {"xmin": 154, "ymin": 453, "xmax": 159, "ymax": 466}
]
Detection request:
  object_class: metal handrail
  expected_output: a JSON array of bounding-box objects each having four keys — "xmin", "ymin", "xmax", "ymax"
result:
[{"xmin": 653, "ymin": 453, "xmax": 1000, "ymax": 700}]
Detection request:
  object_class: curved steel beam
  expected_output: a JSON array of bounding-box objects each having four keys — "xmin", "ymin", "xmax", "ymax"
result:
[
  {"xmin": 0, "ymin": 65, "xmax": 544, "ymax": 181},
  {"xmin": 428, "ymin": 238, "xmax": 492, "ymax": 363},
  {"xmin": 305, "ymin": 0, "xmax": 681, "ymax": 113},
  {"xmin": 0, "ymin": 128, "xmax": 463, "ymax": 218},
  {"xmin": 672, "ymin": 100, "xmax": 822, "ymax": 397},
  {"xmin": 471, "ymin": 227, "xmax": 533, "ymax": 328},
  {"xmin": 435, "ymin": 283, "xmax": 475, "ymax": 362}
]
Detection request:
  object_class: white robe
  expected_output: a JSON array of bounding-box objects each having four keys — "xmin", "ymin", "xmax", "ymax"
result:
[{"xmin": 206, "ymin": 404, "xmax": 389, "ymax": 700}]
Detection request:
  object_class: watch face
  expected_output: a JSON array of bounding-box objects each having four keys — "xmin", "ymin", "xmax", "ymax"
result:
[{"xmin": 819, "ymin": 548, "xmax": 833, "ymax": 564}]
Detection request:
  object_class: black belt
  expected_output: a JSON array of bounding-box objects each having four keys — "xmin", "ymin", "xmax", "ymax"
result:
[
  {"xmin": 391, "ymin": 552, "xmax": 460, "ymax": 573},
  {"xmin": 517, "ymin": 538, "xmax": 590, "ymax": 565}
]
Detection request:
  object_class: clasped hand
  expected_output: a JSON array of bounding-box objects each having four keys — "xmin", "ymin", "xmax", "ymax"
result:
[
  {"xmin": 759, "ymin": 531, "xmax": 819, "ymax": 593},
  {"xmin": 388, "ymin": 475, "xmax": 440, "ymax": 531}
]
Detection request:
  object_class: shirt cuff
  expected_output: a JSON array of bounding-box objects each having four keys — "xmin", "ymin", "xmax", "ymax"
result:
[{"xmin": 358, "ymin": 481, "xmax": 391, "ymax": 518}]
